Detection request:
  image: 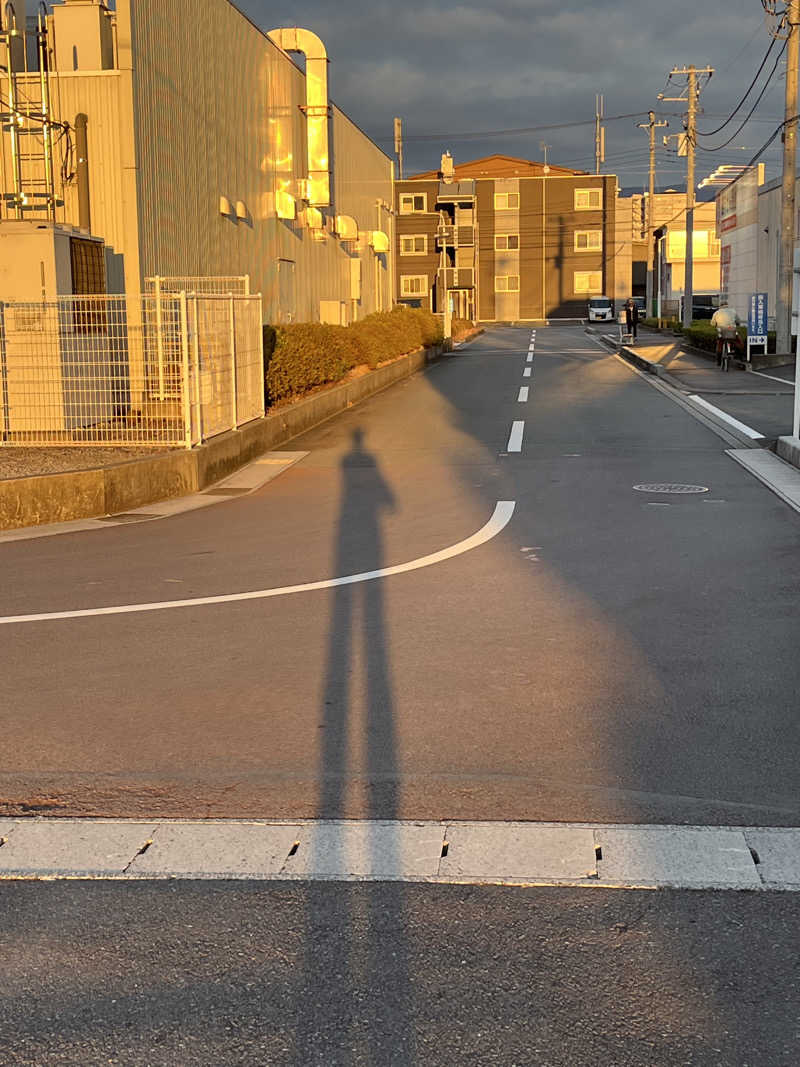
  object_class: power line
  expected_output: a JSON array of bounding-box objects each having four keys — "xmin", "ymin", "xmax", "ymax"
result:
[
  {"xmin": 698, "ymin": 39, "xmax": 787, "ymax": 152},
  {"xmin": 697, "ymin": 33, "xmax": 780, "ymax": 136},
  {"xmin": 375, "ymin": 111, "xmax": 656, "ymax": 144}
]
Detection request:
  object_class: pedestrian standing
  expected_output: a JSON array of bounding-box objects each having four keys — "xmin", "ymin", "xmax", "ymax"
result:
[{"xmin": 625, "ymin": 298, "xmax": 639, "ymax": 341}]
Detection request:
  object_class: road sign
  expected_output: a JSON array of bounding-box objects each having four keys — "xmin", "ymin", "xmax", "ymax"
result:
[{"xmin": 747, "ymin": 292, "xmax": 768, "ymax": 352}]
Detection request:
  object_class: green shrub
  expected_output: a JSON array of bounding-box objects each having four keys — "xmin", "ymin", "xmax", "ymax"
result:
[
  {"xmin": 265, "ymin": 306, "xmax": 444, "ymax": 404},
  {"xmin": 266, "ymin": 322, "xmax": 356, "ymax": 403}
]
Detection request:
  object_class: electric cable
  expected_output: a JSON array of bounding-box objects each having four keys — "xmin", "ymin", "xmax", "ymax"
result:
[
  {"xmin": 697, "ymin": 38, "xmax": 787, "ymax": 152},
  {"xmin": 697, "ymin": 33, "xmax": 779, "ymax": 136}
]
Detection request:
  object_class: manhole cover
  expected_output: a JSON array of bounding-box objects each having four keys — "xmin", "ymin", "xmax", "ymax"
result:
[{"xmin": 633, "ymin": 483, "xmax": 709, "ymax": 495}]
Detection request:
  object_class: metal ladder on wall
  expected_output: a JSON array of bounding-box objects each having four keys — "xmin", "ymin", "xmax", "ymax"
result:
[{"xmin": 0, "ymin": 2, "xmax": 59, "ymax": 221}]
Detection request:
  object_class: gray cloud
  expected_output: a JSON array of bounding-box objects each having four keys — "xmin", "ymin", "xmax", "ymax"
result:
[{"xmin": 239, "ymin": 0, "xmax": 786, "ymax": 191}]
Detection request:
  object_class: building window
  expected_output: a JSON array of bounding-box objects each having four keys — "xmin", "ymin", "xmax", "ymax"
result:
[
  {"xmin": 495, "ymin": 234, "xmax": 520, "ymax": 250},
  {"xmin": 401, "ymin": 275, "xmax": 427, "ymax": 296},
  {"xmin": 574, "ymin": 188, "xmax": 603, "ymax": 211},
  {"xmin": 494, "ymin": 192, "xmax": 520, "ymax": 210},
  {"xmin": 399, "ymin": 193, "xmax": 427, "ymax": 214},
  {"xmin": 574, "ymin": 271, "xmax": 603, "ymax": 294},
  {"xmin": 400, "ymin": 235, "xmax": 427, "ymax": 255},
  {"xmin": 495, "ymin": 275, "xmax": 520, "ymax": 292},
  {"xmin": 574, "ymin": 230, "xmax": 602, "ymax": 252}
]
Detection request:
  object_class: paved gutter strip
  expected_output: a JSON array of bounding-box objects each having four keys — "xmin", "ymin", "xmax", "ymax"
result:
[{"xmin": 1, "ymin": 820, "xmax": 800, "ymax": 888}]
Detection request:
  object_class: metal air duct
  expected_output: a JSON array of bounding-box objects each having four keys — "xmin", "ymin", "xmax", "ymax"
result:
[{"xmin": 267, "ymin": 27, "xmax": 331, "ymax": 208}]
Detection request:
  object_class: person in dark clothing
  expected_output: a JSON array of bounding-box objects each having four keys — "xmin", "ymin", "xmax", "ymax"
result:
[{"xmin": 625, "ymin": 298, "xmax": 639, "ymax": 341}]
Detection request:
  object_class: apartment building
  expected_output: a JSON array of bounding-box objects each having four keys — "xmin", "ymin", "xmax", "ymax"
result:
[
  {"xmin": 629, "ymin": 191, "xmax": 721, "ymax": 312},
  {"xmin": 395, "ymin": 154, "xmax": 619, "ymax": 322},
  {"xmin": 0, "ymin": 0, "xmax": 394, "ymax": 324}
]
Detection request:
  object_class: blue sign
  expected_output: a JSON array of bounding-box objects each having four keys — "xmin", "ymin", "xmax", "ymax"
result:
[{"xmin": 748, "ymin": 292, "xmax": 768, "ymax": 344}]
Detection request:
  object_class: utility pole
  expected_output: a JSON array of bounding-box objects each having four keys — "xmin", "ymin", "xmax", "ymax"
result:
[
  {"xmin": 393, "ymin": 117, "xmax": 404, "ymax": 181},
  {"xmin": 595, "ymin": 94, "xmax": 605, "ymax": 174},
  {"xmin": 778, "ymin": 1, "xmax": 800, "ymax": 355},
  {"xmin": 661, "ymin": 65, "xmax": 713, "ymax": 328},
  {"xmin": 638, "ymin": 110, "xmax": 668, "ymax": 317}
]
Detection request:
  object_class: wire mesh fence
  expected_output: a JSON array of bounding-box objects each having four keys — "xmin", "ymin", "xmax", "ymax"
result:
[
  {"xmin": 145, "ymin": 275, "xmax": 251, "ymax": 296},
  {"xmin": 0, "ymin": 291, "xmax": 264, "ymax": 447}
]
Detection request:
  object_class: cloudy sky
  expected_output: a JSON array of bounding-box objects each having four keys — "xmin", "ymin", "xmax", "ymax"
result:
[{"xmin": 238, "ymin": 0, "xmax": 787, "ymax": 193}]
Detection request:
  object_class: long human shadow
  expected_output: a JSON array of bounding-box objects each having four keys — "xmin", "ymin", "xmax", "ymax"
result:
[{"xmin": 295, "ymin": 427, "xmax": 417, "ymax": 1065}]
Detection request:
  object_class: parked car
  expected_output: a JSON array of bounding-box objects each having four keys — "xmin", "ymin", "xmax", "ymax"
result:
[{"xmin": 587, "ymin": 296, "xmax": 614, "ymax": 322}]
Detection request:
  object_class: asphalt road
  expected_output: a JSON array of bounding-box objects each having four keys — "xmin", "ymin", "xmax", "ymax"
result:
[
  {"xmin": 3, "ymin": 881, "xmax": 800, "ymax": 1066},
  {"xmin": 2, "ymin": 325, "xmax": 800, "ymax": 823}
]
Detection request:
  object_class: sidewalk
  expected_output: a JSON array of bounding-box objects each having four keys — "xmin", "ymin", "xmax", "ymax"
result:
[{"xmin": 609, "ymin": 329, "xmax": 796, "ymax": 444}]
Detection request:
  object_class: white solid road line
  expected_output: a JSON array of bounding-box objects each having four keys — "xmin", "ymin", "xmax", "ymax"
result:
[
  {"xmin": 518, "ymin": 387, "xmax": 529, "ymax": 402},
  {"xmin": 749, "ymin": 367, "xmax": 796, "ymax": 386},
  {"xmin": 687, "ymin": 395, "xmax": 764, "ymax": 440},
  {"xmin": 0, "ymin": 502, "xmax": 516, "ymax": 627},
  {"xmin": 0, "ymin": 819, "xmax": 797, "ymax": 888},
  {"xmin": 507, "ymin": 421, "xmax": 525, "ymax": 452},
  {"xmin": 523, "ymin": 367, "xmax": 532, "ymax": 378}
]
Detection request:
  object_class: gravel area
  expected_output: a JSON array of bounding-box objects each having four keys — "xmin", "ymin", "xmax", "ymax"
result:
[{"xmin": 0, "ymin": 447, "xmax": 170, "ymax": 480}]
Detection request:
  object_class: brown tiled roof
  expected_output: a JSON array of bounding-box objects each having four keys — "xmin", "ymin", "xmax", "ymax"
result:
[{"xmin": 409, "ymin": 154, "xmax": 587, "ymax": 179}]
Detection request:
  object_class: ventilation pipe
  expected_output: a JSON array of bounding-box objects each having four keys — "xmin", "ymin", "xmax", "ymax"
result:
[
  {"xmin": 267, "ymin": 27, "xmax": 331, "ymax": 208},
  {"xmin": 75, "ymin": 112, "xmax": 90, "ymax": 230}
]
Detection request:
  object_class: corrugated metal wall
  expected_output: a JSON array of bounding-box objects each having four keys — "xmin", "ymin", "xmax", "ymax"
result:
[
  {"xmin": 126, "ymin": 0, "xmax": 393, "ymax": 322},
  {"xmin": 0, "ymin": 0, "xmax": 394, "ymax": 323}
]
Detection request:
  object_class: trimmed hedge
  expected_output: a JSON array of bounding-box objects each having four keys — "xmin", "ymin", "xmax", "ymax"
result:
[
  {"xmin": 265, "ymin": 307, "xmax": 443, "ymax": 404},
  {"xmin": 642, "ymin": 317, "xmax": 777, "ymax": 353}
]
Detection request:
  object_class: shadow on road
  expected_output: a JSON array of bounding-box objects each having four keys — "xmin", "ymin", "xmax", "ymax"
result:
[{"xmin": 295, "ymin": 427, "xmax": 417, "ymax": 1064}]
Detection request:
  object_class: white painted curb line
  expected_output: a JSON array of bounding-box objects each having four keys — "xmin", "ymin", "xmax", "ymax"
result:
[{"xmin": 1, "ymin": 820, "xmax": 799, "ymax": 888}]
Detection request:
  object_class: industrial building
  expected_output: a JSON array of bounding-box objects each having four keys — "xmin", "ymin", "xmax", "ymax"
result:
[
  {"xmin": 395, "ymin": 154, "xmax": 622, "ymax": 322},
  {"xmin": 0, "ymin": 0, "xmax": 394, "ymax": 324}
]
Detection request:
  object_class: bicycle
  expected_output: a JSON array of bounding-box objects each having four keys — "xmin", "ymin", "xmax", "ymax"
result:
[{"xmin": 716, "ymin": 327, "xmax": 736, "ymax": 372}]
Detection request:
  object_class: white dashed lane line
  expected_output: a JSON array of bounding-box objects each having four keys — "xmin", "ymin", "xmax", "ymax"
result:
[
  {"xmin": 523, "ymin": 367, "xmax": 532, "ymax": 378},
  {"xmin": 526, "ymin": 353, "xmax": 534, "ymax": 362},
  {"xmin": 507, "ymin": 421, "xmax": 525, "ymax": 452},
  {"xmin": 518, "ymin": 387, "xmax": 529, "ymax": 402}
]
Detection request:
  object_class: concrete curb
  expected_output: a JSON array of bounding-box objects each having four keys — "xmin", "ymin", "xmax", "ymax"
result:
[
  {"xmin": 0, "ymin": 342, "xmax": 453, "ymax": 531},
  {"xmin": 1, "ymin": 817, "xmax": 799, "ymax": 888}
]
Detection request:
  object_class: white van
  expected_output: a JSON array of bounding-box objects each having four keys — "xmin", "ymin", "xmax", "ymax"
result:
[{"xmin": 587, "ymin": 296, "xmax": 614, "ymax": 322}]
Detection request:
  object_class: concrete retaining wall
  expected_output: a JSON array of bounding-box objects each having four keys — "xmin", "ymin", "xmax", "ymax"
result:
[{"xmin": 0, "ymin": 344, "xmax": 441, "ymax": 531}]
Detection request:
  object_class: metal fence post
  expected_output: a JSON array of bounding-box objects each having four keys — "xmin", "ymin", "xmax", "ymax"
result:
[
  {"xmin": 191, "ymin": 294, "xmax": 202, "ymax": 445},
  {"xmin": 154, "ymin": 276, "xmax": 166, "ymax": 401},
  {"xmin": 179, "ymin": 291, "xmax": 192, "ymax": 449},
  {"xmin": 229, "ymin": 293, "xmax": 238, "ymax": 430}
]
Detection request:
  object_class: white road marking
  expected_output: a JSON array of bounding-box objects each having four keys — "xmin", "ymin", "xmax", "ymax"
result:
[
  {"xmin": 687, "ymin": 395, "xmax": 763, "ymax": 440},
  {"xmin": 0, "ymin": 819, "xmax": 795, "ymax": 888},
  {"xmin": 518, "ymin": 387, "xmax": 529, "ymax": 402},
  {"xmin": 0, "ymin": 502, "xmax": 516, "ymax": 627},
  {"xmin": 749, "ymin": 368, "xmax": 796, "ymax": 386},
  {"xmin": 507, "ymin": 421, "xmax": 525, "ymax": 452},
  {"xmin": 526, "ymin": 353, "xmax": 534, "ymax": 363},
  {"xmin": 523, "ymin": 367, "xmax": 532, "ymax": 378}
]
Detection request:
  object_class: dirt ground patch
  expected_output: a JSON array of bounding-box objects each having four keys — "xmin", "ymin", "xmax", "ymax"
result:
[{"xmin": 0, "ymin": 446, "xmax": 170, "ymax": 480}]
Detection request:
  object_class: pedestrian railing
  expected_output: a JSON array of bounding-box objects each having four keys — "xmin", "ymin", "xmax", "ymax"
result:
[{"xmin": 0, "ymin": 291, "xmax": 264, "ymax": 448}]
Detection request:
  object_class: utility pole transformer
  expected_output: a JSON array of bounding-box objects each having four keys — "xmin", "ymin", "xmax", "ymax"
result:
[
  {"xmin": 662, "ymin": 65, "xmax": 714, "ymax": 327},
  {"xmin": 638, "ymin": 110, "xmax": 668, "ymax": 317},
  {"xmin": 777, "ymin": 0, "xmax": 800, "ymax": 355}
]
